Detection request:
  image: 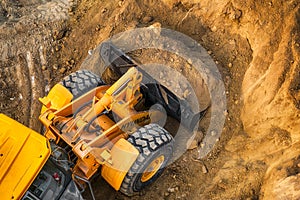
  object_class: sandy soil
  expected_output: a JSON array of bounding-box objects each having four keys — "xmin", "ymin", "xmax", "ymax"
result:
[{"xmin": 0, "ymin": 0, "xmax": 299, "ymax": 199}]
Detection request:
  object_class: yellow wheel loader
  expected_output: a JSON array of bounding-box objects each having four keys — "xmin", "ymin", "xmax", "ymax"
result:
[{"xmin": 0, "ymin": 42, "xmax": 206, "ymax": 199}]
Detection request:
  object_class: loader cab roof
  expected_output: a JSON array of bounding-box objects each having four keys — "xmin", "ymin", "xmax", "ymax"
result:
[{"xmin": 0, "ymin": 114, "xmax": 50, "ymax": 200}]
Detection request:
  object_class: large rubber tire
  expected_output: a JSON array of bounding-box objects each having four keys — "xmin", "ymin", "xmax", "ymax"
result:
[
  {"xmin": 120, "ymin": 124, "xmax": 174, "ymax": 196},
  {"xmin": 60, "ymin": 69, "xmax": 105, "ymax": 100}
]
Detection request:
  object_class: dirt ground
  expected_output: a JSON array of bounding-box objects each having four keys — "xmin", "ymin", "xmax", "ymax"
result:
[{"xmin": 0, "ymin": 0, "xmax": 300, "ymax": 199}]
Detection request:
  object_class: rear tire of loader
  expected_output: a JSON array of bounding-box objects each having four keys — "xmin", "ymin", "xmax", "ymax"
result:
[
  {"xmin": 60, "ymin": 69, "xmax": 105, "ymax": 100},
  {"xmin": 120, "ymin": 124, "xmax": 174, "ymax": 196}
]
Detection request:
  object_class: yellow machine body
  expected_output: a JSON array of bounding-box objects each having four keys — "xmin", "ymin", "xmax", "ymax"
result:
[
  {"xmin": 0, "ymin": 114, "xmax": 50, "ymax": 200},
  {"xmin": 0, "ymin": 63, "xmax": 169, "ymax": 198},
  {"xmin": 40, "ymin": 83, "xmax": 73, "ymax": 113},
  {"xmin": 101, "ymin": 138, "xmax": 139, "ymax": 190},
  {"xmin": 38, "ymin": 67, "xmax": 164, "ymax": 191}
]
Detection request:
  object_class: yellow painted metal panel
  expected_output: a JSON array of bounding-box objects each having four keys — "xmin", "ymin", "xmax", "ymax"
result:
[
  {"xmin": 101, "ymin": 138, "xmax": 139, "ymax": 190},
  {"xmin": 40, "ymin": 83, "xmax": 73, "ymax": 113},
  {"xmin": 0, "ymin": 114, "xmax": 50, "ymax": 199}
]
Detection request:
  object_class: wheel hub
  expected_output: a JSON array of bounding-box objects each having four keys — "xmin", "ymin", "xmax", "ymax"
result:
[{"xmin": 141, "ymin": 155, "xmax": 165, "ymax": 183}]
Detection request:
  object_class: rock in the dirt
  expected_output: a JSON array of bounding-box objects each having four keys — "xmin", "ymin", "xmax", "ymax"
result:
[
  {"xmin": 159, "ymin": 71, "xmax": 165, "ymax": 79},
  {"xmin": 53, "ymin": 29, "xmax": 67, "ymax": 40},
  {"xmin": 53, "ymin": 64, "xmax": 58, "ymax": 70},
  {"xmin": 230, "ymin": 9, "xmax": 242, "ymax": 21},
  {"xmin": 200, "ymin": 143, "xmax": 205, "ymax": 148},
  {"xmin": 142, "ymin": 16, "xmax": 153, "ymax": 23},
  {"xmin": 149, "ymin": 22, "xmax": 161, "ymax": 29},
  {"xmin": 187, "ymin": 139, "xmax": 198, "ymax": 150},
  {"xmin": 126, "ymin": 21, "xmax": 138, "ymax": 30},
  {"xmin": 187, "ymin": 131, "xmax": 204, "ymax": 150},
  {"xmin": 95, "ymin": 25, "xmax": 101, "ymax": 31},
  {"xmin": 41, "ymin": 65, "xmax": 47, "ymax": 70},
  {"xmin": 202, "ymin": 165, "xmax": 208, "ymax": 174},
  {"xmin": 167, "ymin": 187, "xmax": 175, "ymax": 193},
  {"xmin": 224, "ymin": 110, "xmax": 229, "ymax": 116},
  {"xmin": 70, "ymin": 59, "xmax": 75, "ymax": 65},
  {"xmin": 211, "ymin": 130, "xmax": 217, "ymax": 136},
  {"xmin": 211, "ymin": 26, "xmax": 217, "ymax": 32},
  {"xmin": 118, "ymin": 0, "xmax": 123, "ymax": 7},
  {"xmin": 55, "ymin": 45, "xmax": 61, "ymax": 52},
  {"xmin": 183, "ymin": 89, "xmax": 190, "ymax": 98},
  {"xmin": 59, "ymin": 67, "xmax": 66, "ymax": 74}
]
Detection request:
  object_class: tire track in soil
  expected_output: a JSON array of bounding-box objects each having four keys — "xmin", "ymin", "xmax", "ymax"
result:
[
  {"xmin": 15, "ymin": 55, "xmax": 32, "ymax": 127},
  {"xmin": 25, "ymin": 51, "xmax": 45, "ymax": 131},
  {"xmin": 0, "ymin": 0, "xmax": 77, "ymax": 131}
]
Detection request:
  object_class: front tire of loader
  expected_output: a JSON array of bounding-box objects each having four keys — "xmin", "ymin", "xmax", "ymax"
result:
[
  {"xmin": 60, "ymin": 69, "xmax": 105, "ymax": 100},
  {"xmin": 120, "ymin": 124, "xmax": 174, "ymax": 196}
]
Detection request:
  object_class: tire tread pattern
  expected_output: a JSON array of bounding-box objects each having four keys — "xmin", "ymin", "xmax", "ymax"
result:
[
  {"xmin": 120, "ymin": 124, "xmax": 174, "ymax": 195},
  {"xmin": 60, "ymin": 69, "xmax": 104, "ymax": 99}
]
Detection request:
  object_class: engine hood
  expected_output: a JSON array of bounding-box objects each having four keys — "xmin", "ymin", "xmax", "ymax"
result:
[{"xmin": 0, "ymin": 114, "xmax": 50, "ymax": 199}]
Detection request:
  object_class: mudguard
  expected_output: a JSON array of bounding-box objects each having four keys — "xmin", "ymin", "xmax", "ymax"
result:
[
  {"xmin": 101, "ymin": 138, "xmax": 139, "ymax": 190},
  {"xmin": 40, "ymin": 84, "xmax": 73, "ymax": 113}
]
